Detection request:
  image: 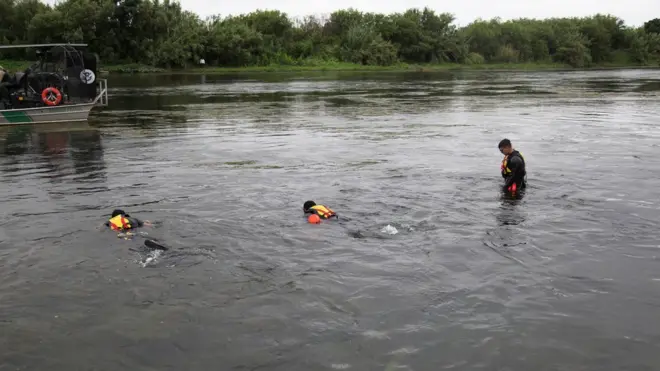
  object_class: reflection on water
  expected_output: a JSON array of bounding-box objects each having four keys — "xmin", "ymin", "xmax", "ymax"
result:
[
  {"xmin": 0, "ymin": 122, "xmax": 105, "ymax": 181},
  {"xmin": 1, "ymin": 68, "xmax": 660, "ymax": 371},
  {"xmin": 497, "ymin": 196, "xmax": 526, "ymax": 226}
]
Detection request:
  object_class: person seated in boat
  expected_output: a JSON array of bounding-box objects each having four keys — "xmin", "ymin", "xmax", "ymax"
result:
[
  {"xmin": 105, "ymin": 209, "xmax": 152, "ymax": 231},
  {"xmin": 0, "ymin": 66, "xmax": 10, "ymax": 107},
  {"xmin": 303, "ymin": 200, "xmax": 338, "ymax": 221},
  {"xmin": 0, "ymin": 66, "xmax": 6, "ymax": 81}
]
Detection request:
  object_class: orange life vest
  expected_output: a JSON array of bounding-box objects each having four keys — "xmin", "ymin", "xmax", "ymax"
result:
[
  {"xmin": 310, "ymin": 204, "xmax": 336, "ymax": 219},
  {"xmin": 501, "ymin": 151, "xmax": 525, "ymax": 176},
  {"xmin": 108, "ymin": 214, "xmax": 131, "ymax": 231}
]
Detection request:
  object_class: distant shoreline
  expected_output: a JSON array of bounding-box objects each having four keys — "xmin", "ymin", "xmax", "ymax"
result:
[{"xmin": 1, "ymin": 60, "xmax": 658, "ymax": 75}]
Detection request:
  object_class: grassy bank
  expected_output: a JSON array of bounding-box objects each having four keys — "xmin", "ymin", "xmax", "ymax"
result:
[
  {"xmin": 1, "ymin": 60, "xmax": 658, "ymax": 74},
  {"xmin": 105, "ymin": 61, "xmax": 659, "ymax": 74},
  {"xmin": 0, "ymin": 60, "xmax": 32, "ymax": 71}
]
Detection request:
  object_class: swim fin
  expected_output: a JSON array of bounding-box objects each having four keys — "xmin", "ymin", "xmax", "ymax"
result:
[{"xmin": 144, "ymin": 239, "xmax": 168, "ymax": 251}]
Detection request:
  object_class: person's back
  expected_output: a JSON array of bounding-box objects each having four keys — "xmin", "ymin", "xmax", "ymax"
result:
[
  {"xmin": 303, "ymin": 200, "xmax": 338, "ymax": 220},
  {"xmin": 498, "ymin": 139, "xmax": 526, "ymax": 192},
  {"xmin": 105, "ymin": 209, "xmax": 146, "ymax": 231},
  {"xmin": 103, "ymin": 209, "xmax": 167, "ymax": 251}
]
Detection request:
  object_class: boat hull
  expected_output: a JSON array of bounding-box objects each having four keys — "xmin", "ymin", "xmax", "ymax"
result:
[{"xmin": 0, "ymin": 103, "xmax": 96, "ymax": 125}]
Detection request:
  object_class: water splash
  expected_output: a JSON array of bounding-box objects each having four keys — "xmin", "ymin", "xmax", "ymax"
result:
[
  {"xmin": 381, "ymin": 224, "xmax": 399, "ymax": 235},
  {"xmin": 141, "ymin": 249, "xmax": 162, "ymax": 268}
]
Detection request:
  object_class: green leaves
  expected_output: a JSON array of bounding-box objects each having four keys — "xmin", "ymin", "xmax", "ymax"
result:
[{"xmin": 0, "ymin": 2, "xmax": 658, "ymax": 68}]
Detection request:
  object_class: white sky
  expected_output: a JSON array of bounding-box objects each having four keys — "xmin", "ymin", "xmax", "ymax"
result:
[
  {"xmin": 177, "ymin": 0, "xmax": 658, "ymax": 27},
  {"xmin": 43, "ymin": 0, "xmax": 659, "ymax": 27}
]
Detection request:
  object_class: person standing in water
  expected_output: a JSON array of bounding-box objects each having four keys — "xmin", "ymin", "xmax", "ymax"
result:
[{"xmin": 499, "ymin": 139, "xmax": 526, "ymax": 193}]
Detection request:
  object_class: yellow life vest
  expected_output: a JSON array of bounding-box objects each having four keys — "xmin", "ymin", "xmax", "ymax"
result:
[
  {"xmin": 310, "ymin": 205, "xmax": 336, "ymax": 219},
  {"xmin": 108, "ymin": 214, "xmax": 131, "ymax": 231},
  {"xmin": 502, "ymin": 151, "xmax": 525, "ymax": 175}
]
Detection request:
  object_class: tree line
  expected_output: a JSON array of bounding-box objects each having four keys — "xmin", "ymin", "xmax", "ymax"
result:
[{"xmin": 1, "ymin": 0, "xmax": 659, "ymax": 69}]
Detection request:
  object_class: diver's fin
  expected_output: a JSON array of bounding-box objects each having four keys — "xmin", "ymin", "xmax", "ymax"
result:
[{"xmin": 144, "ymin": 239, "xmax": 168, "ymax": 251}]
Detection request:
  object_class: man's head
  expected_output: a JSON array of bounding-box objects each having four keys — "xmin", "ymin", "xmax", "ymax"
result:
[
  {"xmin": 111, "ymin": 209, "xmax": 129, "ymax": 218},
  {"xmin": 498, "ymin": 139, "xmax": 513, "ymax": 155},
  {"xmin": 303, "ymin": 201, "xmax": 316, "ymax": 213}
]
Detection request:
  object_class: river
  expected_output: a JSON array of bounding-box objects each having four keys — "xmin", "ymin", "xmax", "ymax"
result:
[{"xmin": 1, "ymin": 69, "xmax": 660, "ymax": 370}]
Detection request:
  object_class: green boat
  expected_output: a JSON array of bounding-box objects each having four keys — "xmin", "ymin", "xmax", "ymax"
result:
[{"xmin": 0, "ymin": 43, "xmax": 108, "ymax": 125}]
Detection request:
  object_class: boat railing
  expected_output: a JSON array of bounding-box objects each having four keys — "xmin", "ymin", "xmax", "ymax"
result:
[{"xmin": 93, "ymin": 79, "xmax": 108, "ymax": 106}]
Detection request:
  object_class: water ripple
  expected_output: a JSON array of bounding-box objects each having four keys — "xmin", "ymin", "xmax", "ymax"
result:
[{"xmin": 1, "ymin": 69, "xmax": 660, "ymax": 370}]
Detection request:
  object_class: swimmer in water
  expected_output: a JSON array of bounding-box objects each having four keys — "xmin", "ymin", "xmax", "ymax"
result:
[
  {"xmin": 105, "ymin": 209, "xmax": 152, "ymax": 231},
  {"xmin": 105, "ymin": 209, "xmax": 167, "ymax": 250},
  {"xmin": 303, "ymin": 200, "xmax": 338, "ymax": 220}
]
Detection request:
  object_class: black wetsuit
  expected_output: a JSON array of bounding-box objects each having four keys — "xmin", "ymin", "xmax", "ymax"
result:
[
  {"xmin": 502, "ymin": 150, "xmax": 526, "ymax": 191},
  {"xmin": 127, "ymin": 217, "xmax": 144, "ymax": 228}
]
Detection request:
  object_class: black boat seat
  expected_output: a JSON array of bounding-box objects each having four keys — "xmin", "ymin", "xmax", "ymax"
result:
[
  {"xmin": 13, "ymin": 72, "xmax": 25, "ymax": 85},
  {"xmin": 7, "ymin": 68, "xmax": 32, "ymax": 90}
]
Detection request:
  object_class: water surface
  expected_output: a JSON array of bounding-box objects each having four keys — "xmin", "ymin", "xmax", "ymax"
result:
[{"xmin": 1, "ymin": 69, "xmax": 660, "ymax": 370}]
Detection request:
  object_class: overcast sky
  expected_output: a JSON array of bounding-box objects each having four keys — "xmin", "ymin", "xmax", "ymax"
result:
[{"xmin": 169, "ymin": 0, "xmax": 657, "ymax": 27}]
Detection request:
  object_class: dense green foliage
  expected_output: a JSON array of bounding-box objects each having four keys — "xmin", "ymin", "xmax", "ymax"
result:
[{"xmin": 0, "ymin": 0, "xmax": 659, "ymax": 69}]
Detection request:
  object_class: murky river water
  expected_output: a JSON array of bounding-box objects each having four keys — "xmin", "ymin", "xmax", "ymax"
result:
[{"xmin": 1, "ymin": 69, "xmax": 660, "ymax": 370}]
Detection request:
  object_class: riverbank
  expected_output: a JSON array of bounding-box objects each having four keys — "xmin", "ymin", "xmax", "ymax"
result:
[
  {"xmin": 101, "ymin": 61, "xmax": 660, "ymax": 74},
  {"xmin": 1, "ymin": 60, "xmax": 658, "ymax": 74}
]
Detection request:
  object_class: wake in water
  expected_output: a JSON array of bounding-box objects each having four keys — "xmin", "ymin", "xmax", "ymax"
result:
[
  {"xmin": 139, "ymin": 249, "xmax": 163, "ymax": 267},
  {"xmin": 127, "ymin": 240, "xmax": 167, "ymax": 267},
  {"xmin": 118, "ymin": 230, "xmax": 169, "ymax": 267},
  {"xmin": 346, "ymin": 222, "xmax": 415, "ymax": 239}
]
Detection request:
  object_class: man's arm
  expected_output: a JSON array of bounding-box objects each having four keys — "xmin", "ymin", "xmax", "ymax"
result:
[
  {"xmin": 503, "ymin": 156, "xmax": 522, "ymax": 189},
  {"xmin": 129, "ymin": 217, "xmax": 153, "ymax": 227},
  {"xmin": 128, "ymin": 217, "xmax": 144, "ymax": 228}
]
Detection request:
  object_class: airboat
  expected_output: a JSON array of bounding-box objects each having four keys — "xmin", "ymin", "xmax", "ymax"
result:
[{"xmin": 0, "ymin": 43, "xmax": 108, "ymax": 125}]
